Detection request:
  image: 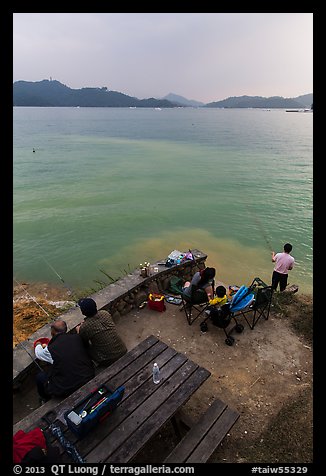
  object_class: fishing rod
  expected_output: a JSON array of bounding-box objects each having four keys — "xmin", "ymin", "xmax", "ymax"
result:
[
  {"xmin": 41, "ymin": 256, "xmax": 77, "ymax": 300},
  {"xmin": 13, "ymin": 332, "xmax": 44, "ymax": 372}
]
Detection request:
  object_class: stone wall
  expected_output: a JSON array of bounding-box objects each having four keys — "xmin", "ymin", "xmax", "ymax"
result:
[{"xmin": 104, "ymin": 252, "xmax": 207, "ymax": 320}]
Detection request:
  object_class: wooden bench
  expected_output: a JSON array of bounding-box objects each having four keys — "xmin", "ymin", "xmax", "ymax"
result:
[{"xmin": 164, "ymin": 398, "xmax": 240, "ymax": 463}]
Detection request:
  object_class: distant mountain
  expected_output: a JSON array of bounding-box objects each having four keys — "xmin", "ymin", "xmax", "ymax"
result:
[
  {"xmin": 13, "ymin": 81, "xmax": 313, "ymax": 110},
  {"xmin": 293, "ymin": 93, "xmax": 313, "ymax": 108},
  {"xmin": 204, "ymin": 95, "xmax": 313, "ymax": 109},
  {"xmin": 162, "ymin": 93, "xmax": 204, "ymax": 107},
  {"xmin": 13, "ymin": 80, "xmax": 178, "ymax": 108}
]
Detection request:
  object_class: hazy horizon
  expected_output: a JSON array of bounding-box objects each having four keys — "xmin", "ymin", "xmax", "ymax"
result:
[{"xmin": 13, "ymin": 13, "xmax": 313, "ymax": 104}]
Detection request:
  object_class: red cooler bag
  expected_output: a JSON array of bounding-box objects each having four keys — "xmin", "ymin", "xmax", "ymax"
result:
[{"xmin": 148, "ymin": 293, "xmax": 166, "ymax": 312}]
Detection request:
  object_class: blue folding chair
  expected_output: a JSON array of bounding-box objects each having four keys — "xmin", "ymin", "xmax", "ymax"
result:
[{"xmin": 229, "ymin": 285, "xmax": 255, "ymax": 313}]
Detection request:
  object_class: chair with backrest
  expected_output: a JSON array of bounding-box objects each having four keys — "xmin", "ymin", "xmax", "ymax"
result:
[
  {"xmin": 232, "ymin": 277, "xmax": 273, "ymax": 330},
  {"xmin": 180, "ymin": 282, "xmax": 213, "ymax": 325}
]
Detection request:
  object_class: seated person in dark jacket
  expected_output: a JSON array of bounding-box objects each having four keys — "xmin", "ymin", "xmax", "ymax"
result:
[
  {"xmin": 76, "ymin": 298, "xmax": 127, "ymax": 367},
  {"xmin": 36, "ymin": 320, "xmax": 95, "ymax": 403},
  {"xmin": 182, "ymin": 267, "xmax": 216, "ymax": 301}
]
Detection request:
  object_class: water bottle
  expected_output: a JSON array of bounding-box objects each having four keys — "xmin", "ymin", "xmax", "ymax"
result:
[{"xmin": 152, "ymin": 363, "xmax": 160, "ymax": 384}]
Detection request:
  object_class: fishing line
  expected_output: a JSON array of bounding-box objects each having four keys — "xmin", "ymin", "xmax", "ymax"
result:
[
  {"xmin": 245, "ymin": 203, "xmax": 273, "ymax": 252},
  {"xmin": 13, "ymin": 278, "xmax": 52, "ymax": 370},
  {"xmin": 41, "ymin": 256, "xmax": 65, "ymax": 284},
  {"xmin": 14, "ymin": 277, "xmax": 75, "ymax": 330},
  {"xmin": 14, "ymin": 278, "xmax": 51, "ymax": 316},
  {"xmin": 13, "ymin": 332, "xmax": 43, "ymax": 372},
  {"xmin": 41, "ymin": 256, "xmax": 77, "ymax": 300}
]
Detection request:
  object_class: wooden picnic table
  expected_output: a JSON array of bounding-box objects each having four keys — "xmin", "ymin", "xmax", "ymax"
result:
[{"xmin": 14, "ymin": 335, "xmax": 211, "ymax": 463}]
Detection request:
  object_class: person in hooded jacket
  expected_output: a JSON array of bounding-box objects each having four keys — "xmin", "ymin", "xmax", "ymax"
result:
[{"xmin": 76, "ymin": 298, "xmax": 127, "ymax": 367}]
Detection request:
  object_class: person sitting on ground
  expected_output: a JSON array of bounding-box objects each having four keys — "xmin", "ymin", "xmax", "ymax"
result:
[
  {"xmin": 76, "ymin": 298, "xmax": 127, "ymax": 367},
  {"xmin": 35, "ymin": 319, "xmax": 95, "ymax": 403},
  {"xmin": 271, "ymin": 243, "xmax": 295, "ymax": 292},
  {"xmin": 182, "ymin": 267, "xmax": 216, "ymax": 301}
]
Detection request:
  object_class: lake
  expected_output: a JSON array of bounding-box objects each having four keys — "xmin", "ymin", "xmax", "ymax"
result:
[{"xmin": 13, "ymin": 107, "xmax": 313, "ymax": 294}]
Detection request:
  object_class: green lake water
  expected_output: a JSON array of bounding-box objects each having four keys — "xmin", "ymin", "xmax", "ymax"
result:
[{"xmin": 13, "ymin": 107, "xmax": 313, "ymax": 294}]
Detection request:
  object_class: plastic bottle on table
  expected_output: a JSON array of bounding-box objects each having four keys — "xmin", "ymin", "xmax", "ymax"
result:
[{"xmin": 152, "ymin": 363, "xmax": 160, "ymax": 384}]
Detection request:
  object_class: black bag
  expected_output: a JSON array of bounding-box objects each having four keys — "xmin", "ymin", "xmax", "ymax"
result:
[
  {"xmin": 210, "ymin": 304, "xmax": 232, "ymax": 329},
  {"xmin": 165, "ymin": 258, "xmax": 175, "ymax": 267},
  {"xmin": 21, "ymin": 445, "xmax": 63, "ymax": 464},
  {"xmin": 191, "ymin": 287, "xmax": 208, "ymax": 304}
]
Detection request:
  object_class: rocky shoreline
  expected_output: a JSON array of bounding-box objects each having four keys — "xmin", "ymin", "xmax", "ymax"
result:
[{"xmin": 13, "ymin": 282, "xmax": 75, "ymax": 346}]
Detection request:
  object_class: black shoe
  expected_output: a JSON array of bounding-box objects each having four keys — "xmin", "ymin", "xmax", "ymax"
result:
[
  {"xmin": 39, "ymin": 396, "xmax": 50, "ymax": 405},
  {"xmin": 200, "ymin": 322, "xmax": 208, "ymax": 333}
]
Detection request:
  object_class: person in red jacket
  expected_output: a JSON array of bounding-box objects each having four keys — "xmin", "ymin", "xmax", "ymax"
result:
[{"xmin": 13, "ymin": 427, "xmax": 62, "ymax": 463}]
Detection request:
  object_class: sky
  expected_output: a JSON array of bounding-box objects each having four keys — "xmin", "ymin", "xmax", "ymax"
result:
[{"xmin": 13, "ymin": 13, "xmax": 313, "ymax": 104}]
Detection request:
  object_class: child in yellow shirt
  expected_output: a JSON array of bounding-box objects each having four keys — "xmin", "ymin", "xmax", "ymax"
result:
[
  {"xmin": 209, "ymin": 285, "xmax": 228, "ymax": 307},
  {"xmin": 205, "ymin": 285, "xmax": 228, "ymax": 317}
]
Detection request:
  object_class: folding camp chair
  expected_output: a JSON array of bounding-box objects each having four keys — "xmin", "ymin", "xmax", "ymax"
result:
[
  {"xmin": 233, "ymin": 277, "xmax": 273, "ymax": 330},
  {"xmin": 180, "ymin": 284, "xmax": 212, "ymax": 325}
]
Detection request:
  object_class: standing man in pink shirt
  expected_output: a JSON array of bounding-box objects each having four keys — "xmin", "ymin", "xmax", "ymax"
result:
[{"xmin": 271, "ymin": 243, "xmax": 295, "ymax": 292}]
